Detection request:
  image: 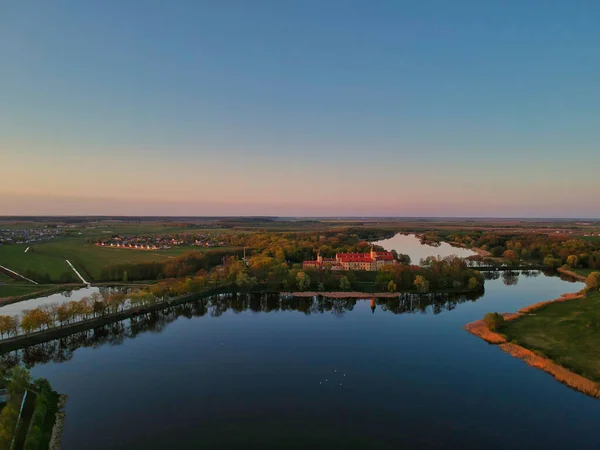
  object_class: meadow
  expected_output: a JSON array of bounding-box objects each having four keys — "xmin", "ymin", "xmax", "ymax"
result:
[
  {"xmin": 501, "ymin": 291, "xmax": 600, "ymax": 382},
  {"xmin": 1, "ymin": 225, "xmax": 240, "ymax": 282},
  {"xmin": 0, "ymin": 243, "xmax": 72, "ymax": 280}
]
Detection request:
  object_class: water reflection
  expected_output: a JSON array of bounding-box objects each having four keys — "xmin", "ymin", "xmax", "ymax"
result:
[
  {"xmin": 376, "ymin": 233, "xmax": 477, "ymax": 261},
  {"xmin": 0, "ymin": 286, "xmax": 130, "ymax": 317},
  {"xmin": 1, "ymin": 290, "xmax": 483, "ymax": 368}
]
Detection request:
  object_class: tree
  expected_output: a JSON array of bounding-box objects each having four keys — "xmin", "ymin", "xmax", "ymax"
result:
[
  {"xmin": 491, "ymin": 246, "xmax": 505, "ymax": 257},
  {"xmin": 585, "ymin": 271, "xmax": 600, "ymax": 292},
  {"xmin": 387, "ymin": 280, "xmax": 397, "ymax": 293},
  {"xmin": 296, "ymin": 272, "xmax": 310, "ymax": 291},
  {"xmin": 502, "ymin": 250, "xmax": 519, "ymax": 265},
  {"xmin": 397, "ymin": 254, "xmax": 411, "ymax": 265},
  {"xmin": 566, "ymin": 255, "xmax": 579, "ymax": 268},
  {"xmin": 0, "ymin": 316, "xmax": 17, "ymax": 338},
  {"xmin": 483, "ymin": 312, "xmax": 504, "ymax": 331},
  {"xmin": 414, "ymin": 275, "xmax": 429, "ymax": 293},
  {"xmin": 339, "ymin": 276, "xmax": 351, "ymax": 291},
  {"xmin": 275, "ymin": 249, "xmax": 286, "ymax": 262},
  {"xmin": 468, "ymin": 277, "xmax": 481, "ymax": 291},
  {"xmin": 543, "ymin": 256, "xmax": 561, "ymax": 269},
  {"xmin": 235, "ymin": 272, "xmax": 253, "ymax": 291}
]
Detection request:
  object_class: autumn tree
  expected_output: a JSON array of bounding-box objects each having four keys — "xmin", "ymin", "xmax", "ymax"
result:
[
  {"xmin": 387, "ymin": 280, "xmax": 397, "ymax": 293},
  {"xmin": 502, "ymin": 250, "xmax": 519, "ymax": 265},
  {"xmin": 483, "ymin": 312, "xmax": 504, "ymax": 331},
  {"xmin": 566, "ymin": 255, "xmax": 579, "ymax": 268},
  {"xmin": 414, "ymin": 275, "xmax": 429, "ymax": 293},
  {"xmin": 296, "ymin": 272, "xmax": 311, "ymax": 291},
  {"xmin": 586, "ymin": 271, "xmax": 600, "ymax": 292},
  {"xmin": 468, "ymin": 277, "xmax": 481, "ymax": 291},
  {"xmin": 0, "ymin": 316, "xmax": 18, "ymax": 338}
]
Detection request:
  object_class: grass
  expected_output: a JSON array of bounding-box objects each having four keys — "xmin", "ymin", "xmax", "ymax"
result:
[
  {"xmin": 573, "ymin": 268, "xmax": 595, "ymax": 278},
  {"xmin": 0, "ymin": 283, "xmax": 53, "ymax": 299},
  {"xmin": 1, "ymin": 233, "xmax": 241, "ymax": 282},
  {"xmin": 501, "ymin": 291, "xmax": 600, "ymax": 382},
  {"xmin": 0, "ymin": 243, "xmax": 71, "ymax": 280},
  {"xmin": 581, "ymin": 235, "xmax": 600, "ymax": 242},
  {"xmin": 0, "ymin": 271, "xmax": 15, "ymax": 282}
]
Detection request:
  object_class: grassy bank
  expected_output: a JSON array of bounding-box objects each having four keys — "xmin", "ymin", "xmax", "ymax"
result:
[{"xmin": 501, "ymin": 291, "xmax": 600, "ymax": 383}]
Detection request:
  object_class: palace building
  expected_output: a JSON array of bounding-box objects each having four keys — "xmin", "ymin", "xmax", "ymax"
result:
[{"xmin": 303, "ymin": 246, "xmax": 396, "ymax": 271}]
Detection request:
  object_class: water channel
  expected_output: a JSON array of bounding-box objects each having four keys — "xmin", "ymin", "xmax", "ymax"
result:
[{"xmin": 1, "ymin": 234, "xmax": 598, "ymax": 449}]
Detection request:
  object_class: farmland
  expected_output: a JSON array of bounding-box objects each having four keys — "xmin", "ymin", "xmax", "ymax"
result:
[
  {"xmin": 0, "ymin": 243, "xmax": 73, "ymax": 281},
  {"xmin": 0, "ymin": 223, "xmax": 241, "ymax": 282}
]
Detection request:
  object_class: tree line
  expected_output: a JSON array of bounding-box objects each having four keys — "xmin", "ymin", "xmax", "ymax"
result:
[{"xmin": 427, "ymin": 230, "xmax": 600, "ymax": 270}]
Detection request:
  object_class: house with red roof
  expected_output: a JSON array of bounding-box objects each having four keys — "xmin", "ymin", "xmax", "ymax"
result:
[{"xmin": 303, "ymin": 246, "xmax": 396, "ymax": 271}]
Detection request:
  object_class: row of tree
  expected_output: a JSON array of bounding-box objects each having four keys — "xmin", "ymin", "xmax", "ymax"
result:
[
  {"xmin": 0, "ymin": 290, "xmax": 160, "ymax": 337},
  {"xmin": 440, "ymin": 230, "xmax": 600, "ymax": 270}
]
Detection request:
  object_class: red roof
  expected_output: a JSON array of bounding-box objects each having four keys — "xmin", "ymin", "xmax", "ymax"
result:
[
  {"xmin": 337, "ymin": 254, "xmax": 374, "ymax": 263},
  {"xmin": 373, "ymin": 252, "xmax": 395, "ymax": 260}
]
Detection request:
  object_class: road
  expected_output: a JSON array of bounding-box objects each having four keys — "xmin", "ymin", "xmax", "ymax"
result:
[{"xmin": 65, "ymin": 260, "xmax": 90, "ymax": 285}]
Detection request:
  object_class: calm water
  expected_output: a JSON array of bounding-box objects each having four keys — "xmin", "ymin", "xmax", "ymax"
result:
[
  {"xmin": 0, "ymin": 287, "xmax": 101, "ymax": 316},
  {"xmin": 377, "ymin": 233, "xmax": 477, "ymax": 261},
  {"xmin": 2, "ymin": 235, "xmax": 599, "ymax": 449}
]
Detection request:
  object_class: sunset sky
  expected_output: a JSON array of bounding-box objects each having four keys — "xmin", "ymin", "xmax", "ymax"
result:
[{"xmin": 1, "ymin": 1, "xmax": 599, "ymax": 217}]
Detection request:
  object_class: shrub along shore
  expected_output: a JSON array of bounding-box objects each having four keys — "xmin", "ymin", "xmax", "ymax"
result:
[{"xmin": 465, "ymin": 272, "xmax": 600, "ymax": 399}]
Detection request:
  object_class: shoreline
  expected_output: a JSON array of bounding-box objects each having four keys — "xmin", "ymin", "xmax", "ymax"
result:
[
  {"xmin": 556, "ymin": 267, "xmax": 587, "ymax": 281},
  {"xmin": 465, "ymin": 291, "xmax": 600, "ymax": 399}
]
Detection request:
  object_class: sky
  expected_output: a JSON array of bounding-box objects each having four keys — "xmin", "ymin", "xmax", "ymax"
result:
[{"xmin": 1, "ymin": 1, "xmax": 599, "ymax": 218}]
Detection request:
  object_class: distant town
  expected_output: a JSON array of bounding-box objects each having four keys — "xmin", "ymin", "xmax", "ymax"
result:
[
  {"xmin": 94, "ymin": 233, "xmax": 227, "ymax": 250},
  {"xmin": 0, "ymin": 227, "xmax": 64, "ymax": 245}
]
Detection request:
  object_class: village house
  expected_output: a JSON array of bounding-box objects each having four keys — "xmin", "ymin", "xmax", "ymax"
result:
[{"xmin": 303, "ymin": 246, "xmax": 396, "ymax": 271}]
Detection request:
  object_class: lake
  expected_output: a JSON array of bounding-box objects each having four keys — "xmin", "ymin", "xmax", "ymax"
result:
[
  {"xmin": 376, "ymin": 232, "xmax": 477, "ymax": 261},
  {"xmin": 2, "ymin": 235, "xmax": 599, "ymax": 449}
]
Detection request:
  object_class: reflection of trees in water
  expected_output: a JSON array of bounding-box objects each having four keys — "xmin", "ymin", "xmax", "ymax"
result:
[
  {"xmin": 0, "ymin": 291, "xmax": 483, "ymax": 368},
  {"xmin": 502, "ymin": 271, "xmax": 519, "ymax": 286}
]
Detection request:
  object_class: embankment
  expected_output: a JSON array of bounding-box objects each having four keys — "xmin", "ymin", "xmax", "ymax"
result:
[
  {"xmin": 283, "ymin": 291, "xmax": 403, "ymax": 298},
  {"xmin": 557, "ymin": 267, "xmax": 587, "ymax": 281},
  {"xmin": 465, "ymin": 291, "xmax": 599, "ymax": 399}
]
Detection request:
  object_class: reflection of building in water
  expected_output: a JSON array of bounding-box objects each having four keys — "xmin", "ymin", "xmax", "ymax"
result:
[
  {"xmin": 303, "ymin": 246, "xmax": 396, "ymax": 271},
  {"xmin": 370, "ymin": 298, "xmax": 376, "ymax": 314}
]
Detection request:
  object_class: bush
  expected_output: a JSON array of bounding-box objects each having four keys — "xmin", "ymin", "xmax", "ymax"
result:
[
  {"xmin": 585, "ymin": 272, "xmax": 600, "ymax": 292},
  {"xmin": 483, "ymin": 312, "xmax": 504, "ymax": 331}
]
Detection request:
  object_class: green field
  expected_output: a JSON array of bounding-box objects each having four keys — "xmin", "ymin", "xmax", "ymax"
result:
[
  {"xmin": 0, "ymin": 271, "xmax": 15, "ymax": 282},
  {"xmin": 573, "ymin": 268, "xmax": 595, "ymax": 278},
  {"xmin": 501, "ymin": 292, "xmax": 600, "ymax": 382},
  {"xmin": 0, "ymin": 244, "xmax": 72, "ymax": 281},
  {"xmin": 1, "ymin": 232, "xmax": 239, "ymax": 282},
  {"xmin": 581, "ymin": 235, "xmax": 600, "ymax": 242},
  {"xmin": 0, "ymin": 283, "xmax": 52, "ymax": 299}
]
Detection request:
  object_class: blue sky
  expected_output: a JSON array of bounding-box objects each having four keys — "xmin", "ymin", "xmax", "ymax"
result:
[{"xmin": 1, "ymin": 1, "xmax": 599, "ymax": 217}]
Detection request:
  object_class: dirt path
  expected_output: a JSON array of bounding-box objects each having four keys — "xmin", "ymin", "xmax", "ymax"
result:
[{"xmin": 65, "ymin": 260, "xmax": 90, "ymax": 285}]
